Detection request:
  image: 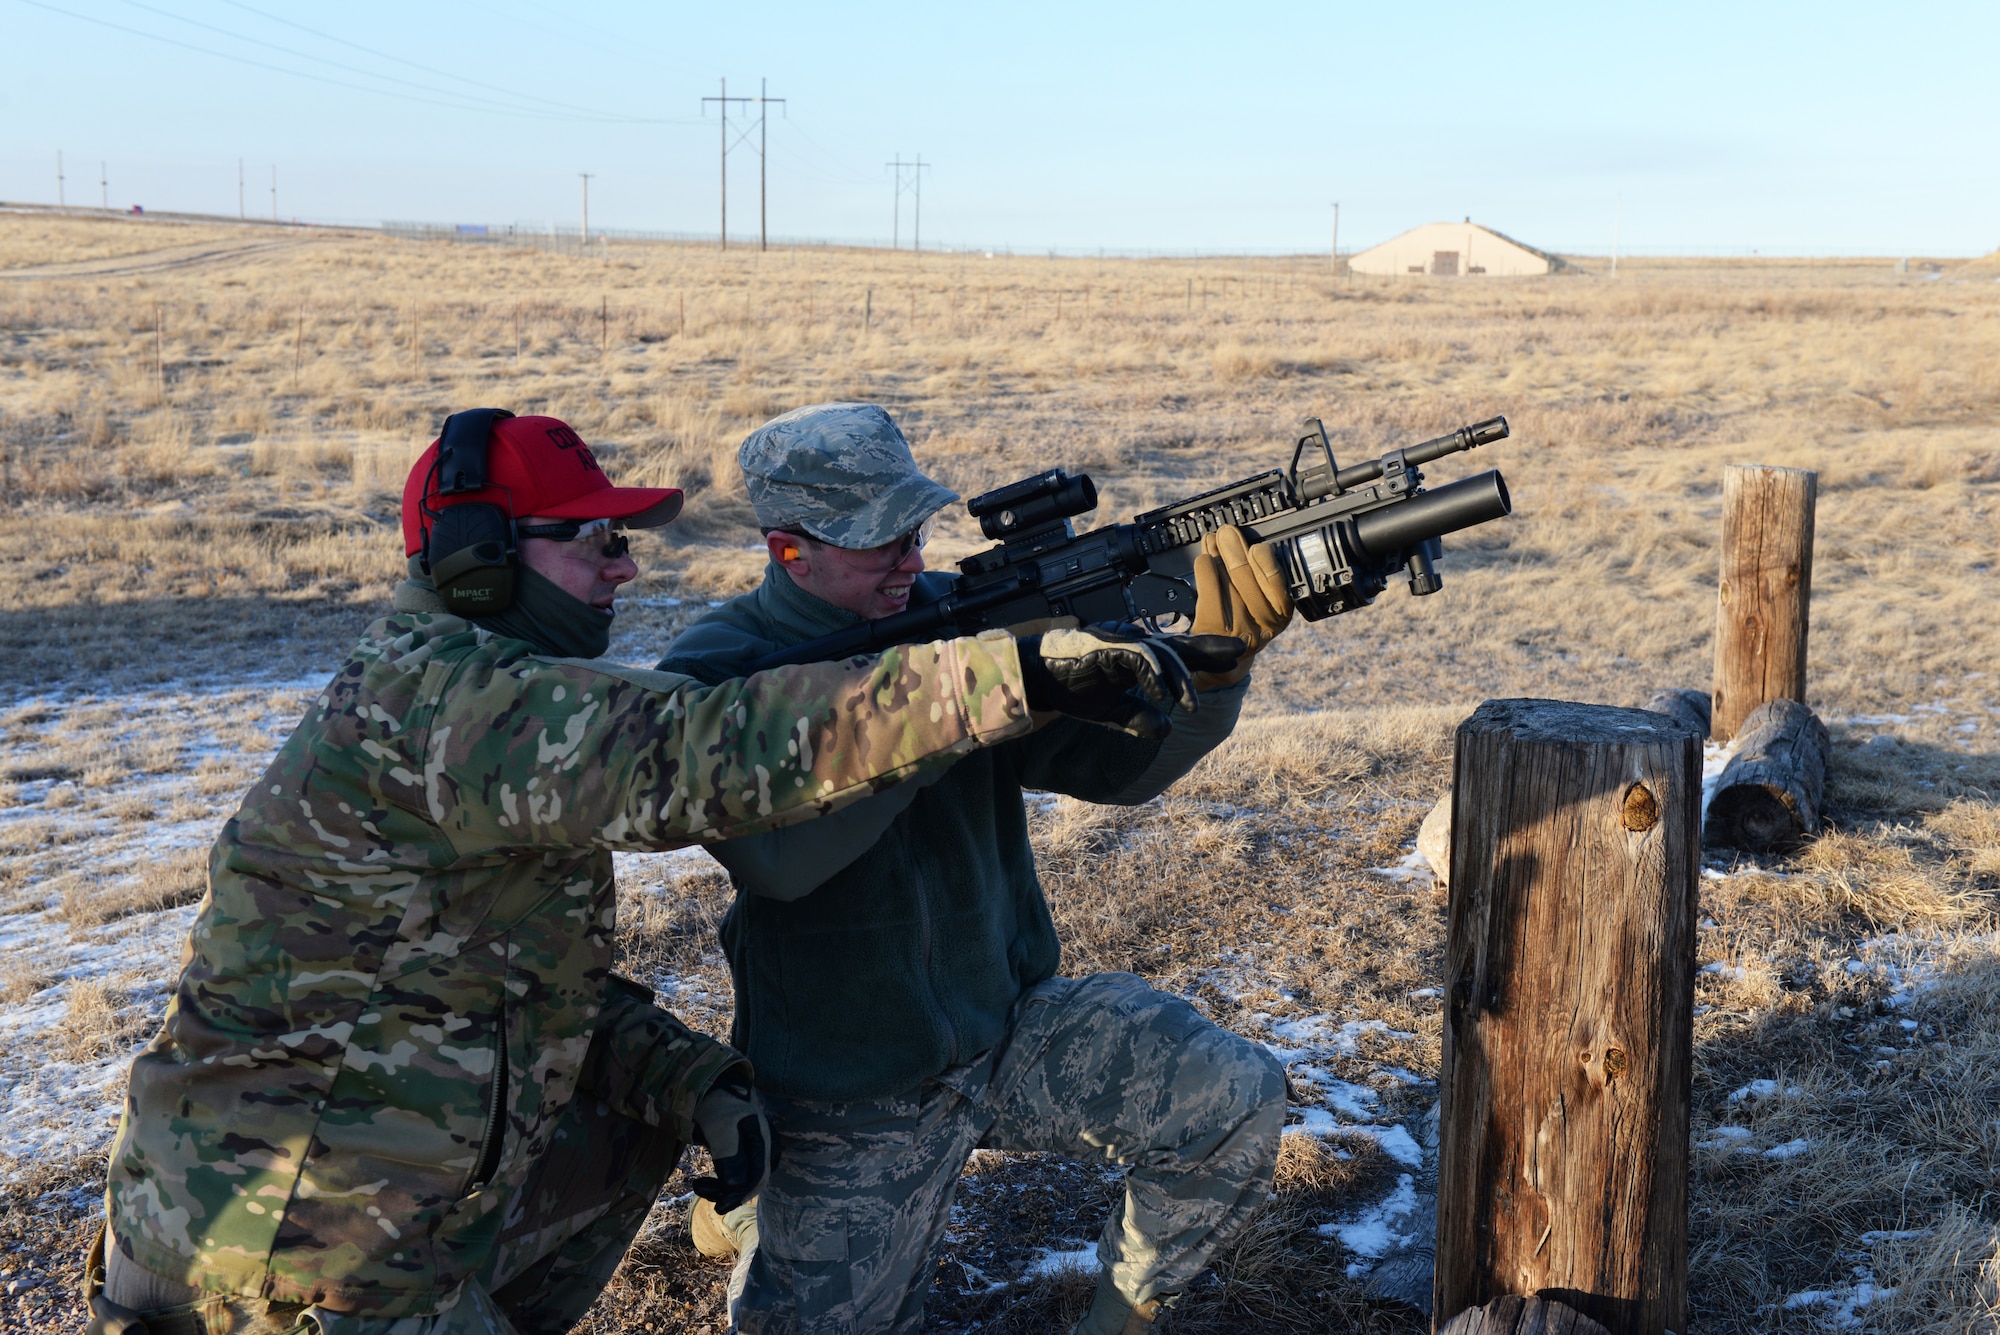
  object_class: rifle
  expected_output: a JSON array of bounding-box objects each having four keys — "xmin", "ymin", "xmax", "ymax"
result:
[{"xmin": 749, "ymin": 415, "xmax": 1513, "ymax": 671}]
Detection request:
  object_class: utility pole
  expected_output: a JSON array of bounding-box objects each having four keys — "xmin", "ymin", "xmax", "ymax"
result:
[
  {"xmin": 885, "ymin": 155, "xmax": 932, "ymax": 250},
  {"xmin": 1612, "ymin": 193, "xmax": 1621, "ymax": 278},
  {"xmin": 56, "ymin": 151, "xmax": 65, "ymax": 208},
  {"xmin": 238, "ymin": 159, "xmax": 245, "ymax": 219},
  {"xmin": 758, "ymin": 78, "xmax": 786, "ymax": 252},
  {"xmin": 702, "ymin": 78, "xmax": 755, "ymax": 250},
  {"xmin": 579, "ymin": 172, "xmax": 594, "ymax": 243},
  {"xmin": 1331, "ymin": 201, "xmax": 1340, "ymax": 269},
  {"xmin": 270, "ymin": 164, "xmax": 278, "ymax": 222},
  {"xmin": 887, "ymin": 154, "xmax": 904, "ymax": 248}
]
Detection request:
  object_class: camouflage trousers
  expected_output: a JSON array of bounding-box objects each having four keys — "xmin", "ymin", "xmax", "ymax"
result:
[
  {"xmin": 729, "ymin": 971, "xmax": 1287, "ymax": 1335},
  {"xmin": 89, "ymin": 995, "xmax": 690, "ymax": 1335}
]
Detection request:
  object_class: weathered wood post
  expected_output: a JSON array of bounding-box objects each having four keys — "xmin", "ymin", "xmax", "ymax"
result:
[
  {"xmin": 1435, "ymin": 700, "xmax": 1701, "ymax": 1335},
  {"xmin": 1712, "ymin": 465, "xmax": 1817, "ymax": 742},
  {"xmin": 1705, "ymin": 699, "xmax": 1830, "ymax": 853}
]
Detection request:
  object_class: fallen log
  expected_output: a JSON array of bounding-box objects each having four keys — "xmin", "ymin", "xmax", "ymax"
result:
[
  {"xmin": 1437, "ymin": 1295, "xmax": 1612, "ymax": 1335},
  {"xmin": 1641, "ymin": 689, "xmax": 1711, "ymax": 739},
  {"xmin": 1704, "ymin": 698, "xmax": 1829, "ymax": 853}
]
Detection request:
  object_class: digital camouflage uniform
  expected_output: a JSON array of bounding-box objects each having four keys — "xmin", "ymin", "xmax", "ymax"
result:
[
  {"xmin": 101, "ymin": 609, "xmax": 1035, "ymax": 1332},
  {"xmin": 727, "ymin": 973, "xmax": 1286, "ymax": 1335},
  {"xmin": 666, "ymin": 401, "xmax": 1288, "ymax": 1334}
]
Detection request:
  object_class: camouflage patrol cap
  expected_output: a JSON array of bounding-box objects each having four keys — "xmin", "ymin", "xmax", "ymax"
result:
[{"xmin": 739, "ymin": 403, "xmax": 960, "ymax": 549}]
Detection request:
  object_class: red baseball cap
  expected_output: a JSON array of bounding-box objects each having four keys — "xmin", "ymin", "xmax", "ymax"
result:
[{"xmin": 402, "ymin": 414, "xmax": 682, "ymax": 556}]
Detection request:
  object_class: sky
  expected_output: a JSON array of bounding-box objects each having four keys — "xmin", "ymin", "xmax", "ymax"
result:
[{"xmin": 2, "ymin": 0, "xmax": 1996, "ymax": 256}]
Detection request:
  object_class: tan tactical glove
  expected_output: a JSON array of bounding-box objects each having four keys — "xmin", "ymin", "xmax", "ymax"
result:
[{"xmin": 1190, "ymin": 525, "xmax": 1294, "ymax": 687}]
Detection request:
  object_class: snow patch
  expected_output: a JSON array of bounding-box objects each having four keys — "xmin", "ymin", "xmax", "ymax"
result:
[
  {"xmin": 1368, "ymin": 849, "xmax": 1433, "ymax": 884},
  {"xmin": 1321, "ymin": 1172, "xmax": 1420, "ymax": 1265},
  {"xmin": 1023, "ymin": 1245, "xmax": 1099, "ymax": 1278},
  {"xmin": 1728, "ymin": 1079, "xmax": 1802, "ymax": 1104}
]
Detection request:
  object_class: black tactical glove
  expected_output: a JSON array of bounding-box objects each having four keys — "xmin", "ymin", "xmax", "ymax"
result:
[
  {"xmin": 1018, "ymin": 625, "xmax": 1245, "ymax": 739},
  {"xmin": 690, "ymin": 1076, "xmax": 775, "ymax": 1213}
]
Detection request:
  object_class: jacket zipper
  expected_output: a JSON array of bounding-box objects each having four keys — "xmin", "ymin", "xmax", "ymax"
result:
[
  {"xmin": 906, "ymin": 822, "xmax": 958, "ymax": 1067},
  {"xmin": 472, "ymin": 1011, "xmax": 508, "ymax": 1188}
]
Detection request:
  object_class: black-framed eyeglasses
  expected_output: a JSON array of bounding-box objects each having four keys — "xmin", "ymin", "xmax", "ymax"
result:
[{"xmin": 517, "ymin": 516, "xmax": 631, "ymax": 560}]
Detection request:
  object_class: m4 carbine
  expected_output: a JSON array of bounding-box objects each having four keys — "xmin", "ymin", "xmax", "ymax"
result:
[{"xmin": 749, "ymin": 415, "xmax": 1513, "ymax": 671}]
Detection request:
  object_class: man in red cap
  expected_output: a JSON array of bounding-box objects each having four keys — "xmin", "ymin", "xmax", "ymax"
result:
[
  {"xmin": 390, "ymin": 412, "xmax": 684, "ymax": 658},
  {"xmin": 90, "ymin": 411, "xmax": 1239, "ymax": 1335}
]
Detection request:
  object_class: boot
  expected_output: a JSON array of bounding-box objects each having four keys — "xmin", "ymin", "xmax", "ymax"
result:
[{"xmin": 1070, "ymin": 1271, "xmax": 1173, "ymax": 1335}]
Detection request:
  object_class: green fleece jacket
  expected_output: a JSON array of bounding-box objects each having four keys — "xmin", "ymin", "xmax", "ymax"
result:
[{"xmin": 657, "ymin": 564, "xmax": 1248, "ymax": 1101}]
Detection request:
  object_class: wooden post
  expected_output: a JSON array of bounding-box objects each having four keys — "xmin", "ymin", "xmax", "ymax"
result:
[
  {"xmin": 1436, "ymin": 700, "xmax": 1699, "ymax": 1335},
  {"xmin": 1712, "ymin": 465, "xmax": 1816, "ymax": 742}
]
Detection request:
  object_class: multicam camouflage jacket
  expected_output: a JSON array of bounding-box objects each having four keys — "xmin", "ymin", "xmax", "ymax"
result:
[{"xmin": 105, "ymin": 611, "xmax": 1032, "ymax": 1317}]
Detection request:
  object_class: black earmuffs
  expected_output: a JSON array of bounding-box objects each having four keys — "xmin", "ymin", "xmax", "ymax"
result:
[{"xmin": 421, "ymin": 408, "xmax": 518, "ymax": 616}]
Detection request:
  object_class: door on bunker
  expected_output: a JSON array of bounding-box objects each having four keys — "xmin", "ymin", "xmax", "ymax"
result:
[{"xmin": 1432, "ymin": 251, "xmax": 1460, "ymax": 276}]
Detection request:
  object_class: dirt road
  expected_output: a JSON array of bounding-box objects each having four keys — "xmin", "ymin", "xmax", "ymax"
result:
[{"xmin": 0, "ymin": 235, "xmax": 314, "ymax": 280}]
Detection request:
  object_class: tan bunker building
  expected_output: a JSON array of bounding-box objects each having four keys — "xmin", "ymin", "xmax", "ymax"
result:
[{"xmin": 1349, "ymin": 220, "xmax": 1560, "ymax": 276}]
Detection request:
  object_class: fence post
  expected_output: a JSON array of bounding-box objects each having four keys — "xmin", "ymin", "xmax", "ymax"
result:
[
  {"xmin": 1711, "ymin": 464, "xmax": 1817, "ymax": 742},
  {"xmin": 1435, "ymin": 699, "xmax": 1699, "ymax": 1335}
]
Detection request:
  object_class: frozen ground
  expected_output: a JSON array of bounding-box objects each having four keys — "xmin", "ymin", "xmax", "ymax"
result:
[{"xmin": 5, "ymin": 669, "xmax": 2000, "ymax": 1332}]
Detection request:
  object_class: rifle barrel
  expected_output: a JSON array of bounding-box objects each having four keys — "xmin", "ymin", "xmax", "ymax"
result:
[{"xmin": 1333, "ymin": 415, "xmax": 1509, "ymax": 492}]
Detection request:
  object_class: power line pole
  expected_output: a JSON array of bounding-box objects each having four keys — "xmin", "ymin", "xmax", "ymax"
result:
[
  {"xmin": 702, "ymin": 78, "xmax": 755, "ymax": 250},
  {"xmin": 56, "ymin": 151, "xmax": 65, "ymax": 208},
  {"xmin": 758, "ymin": 78, "xmax": 786, "ymax": 252},
  {"xmin": 238, "ymin": 159, "xmax": 245, "ymax": 219},
  {"xmin": 1611, "ymin": 193, "xmax": 1621, "ymax": 278},
  {"xmin": 886, "ymin": 154, "xmax": 905, "ymax": 248},
  {"xmin": 579, "ymin": 172, "xmax": 594, "ymax": 242},
  {"xmin": 885, "ymin": 155, "xmax": 931, "ymax": 250},
  {"xmin": 1331, "ymin": 201, "xmax": 1340, "ymax": 269}
]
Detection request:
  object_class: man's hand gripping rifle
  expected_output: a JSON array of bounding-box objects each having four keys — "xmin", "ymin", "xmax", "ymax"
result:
[{"xmin": 748, "ymin": 415, "xmax": 1514, "ymax": 672}]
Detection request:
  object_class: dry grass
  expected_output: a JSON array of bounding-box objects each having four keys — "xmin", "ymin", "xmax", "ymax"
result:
[
  {"xmin": 59, "ymin": 847, "xmax": 207, "ymax": 928},
  {"xmin": 6, "ymin": 214, "xmax": 2000, "ymax": 1331}
]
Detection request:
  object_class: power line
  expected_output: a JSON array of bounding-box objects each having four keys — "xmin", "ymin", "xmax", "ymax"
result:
[
  {"xmin": 18, "ymin": 0, "xmax": 689, "ymax": 123},
  {"xmin": 210, "ymin": 0, "xmax": 623, "ymax": 122},
  {"xmin": 110, "ymin": 0, "xmax": 626, "ymax": 122}
]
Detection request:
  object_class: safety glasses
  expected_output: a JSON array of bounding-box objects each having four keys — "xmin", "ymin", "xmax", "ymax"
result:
[
  {"xmin": 786, "ymin": 515, "xmax": 935, "ymax": 572},
  {"xmin": 516, "ymin": 516, "xmax": 631, "ymax": 561}
]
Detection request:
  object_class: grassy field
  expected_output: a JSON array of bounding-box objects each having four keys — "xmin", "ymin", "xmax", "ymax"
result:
[{"xmin": 2, "ymin": 211, "xmax": 1998, "ymax": 1333}]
